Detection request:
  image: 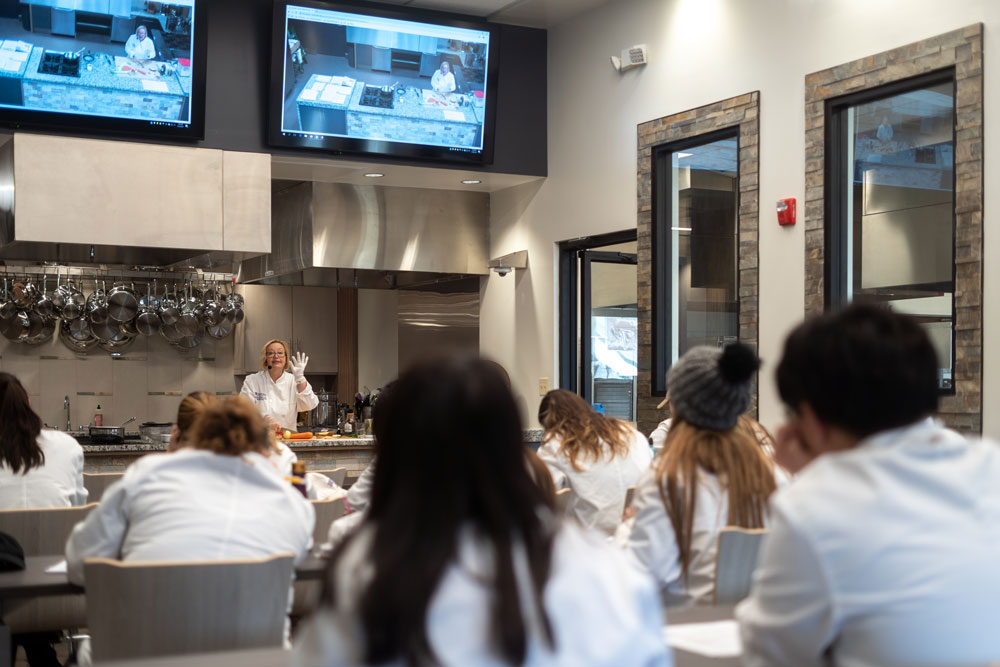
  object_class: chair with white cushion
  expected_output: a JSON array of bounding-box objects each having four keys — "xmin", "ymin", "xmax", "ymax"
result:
[
  {"xmin": 312, "ymin": 467, "xmax": 347, "ymax": 487},
  {"xmin": 83, "ymin": 553, "xmax": 295, "ymax": 662},
  {"xmin": 713, "ymin": 526, "xmax": 767, "ymax": 605}
]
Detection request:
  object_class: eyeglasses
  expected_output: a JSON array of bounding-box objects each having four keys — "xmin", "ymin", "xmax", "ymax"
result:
[{"xmin": 265, "ymin": 351, "xmax": 286, "ymax": 357}]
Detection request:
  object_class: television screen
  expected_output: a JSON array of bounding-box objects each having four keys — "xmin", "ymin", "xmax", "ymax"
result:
[
  {"xmin": 0, "ymin": 0, "xmax": 206, "ymax": 139},
  {"xmin": 269, "ymin": 1, "xmax": 498, "ymax": 164}
]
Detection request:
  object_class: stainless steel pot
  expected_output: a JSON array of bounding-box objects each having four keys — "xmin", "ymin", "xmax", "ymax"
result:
[
  {"xmin": 11, "ymin": 277, "xmax": 37, "ymax": 310},
  {"xmin": 175, "ymin": 282, "xmax": 201, "ymax": 338},
  {"xmin": 59, "ymin": 319, "xmax": 98, "ymax": 353},
  {"xmin": 89, "ymin": 416, "xmax": 136, "ymax": 444},
  {"xmin": 204, "ymin": 320, "xmax": 232, "ymax": 339},
  {"xmin": 67, "ymin": 316, "xmax": 92, "ymax": 341},
  {"xmin": 35, "ymin": 275, "xmax": 62, "ymax": 319},
  {"xmin": 108, "ymin": 281, "xmax": 139, "ymax": 323},
  {"xmin": 24, "ymin": 309, "xmax": 44, "ymax": 339},
  {"xmin": 158, "ymin": 283, "xmax": 180, "ymax": 326},
  {"xmin": 24, "ymin": 316, "xmax": 56, "ymax": 346},
  {"xmin": 59, "ymin": 280, "xmax": 86, "ymax": 320},
  {"xmin": 87, "ymin": 280, "xmax": 109, "ymax": 325},
  {"xmin": 0, "ymin": 277, "xmax": 15, "ymax": 321},
  {"xmin": 1, "ymin": 311, "xmax": 29, "ymax": 341}
]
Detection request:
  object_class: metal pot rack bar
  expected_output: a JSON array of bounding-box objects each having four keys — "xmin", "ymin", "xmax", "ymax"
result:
[{"xmin": 0, "ymin": 264, "xmax": 234, "ymax": 283}]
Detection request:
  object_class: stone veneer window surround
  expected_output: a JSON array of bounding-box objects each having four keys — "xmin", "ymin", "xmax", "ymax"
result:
[
  {"xmin": 636, "ymin": 93, "xmax": 760, "ymax": 436},
  {"xmin": 804, "ymin": 25, "xmax": 983, "ymax": 433}
]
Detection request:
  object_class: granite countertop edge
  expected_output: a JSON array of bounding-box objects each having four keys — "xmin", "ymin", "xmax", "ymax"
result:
[{"xmin": 83, "ymin": 430, "xmax": 545, "ymax": 453}]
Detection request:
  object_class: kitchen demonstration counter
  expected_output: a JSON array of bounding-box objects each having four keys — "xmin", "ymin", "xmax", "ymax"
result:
[
  {"xmin": 81, "ymin": 435, "xmax": 376, "ymax": 454},
  {"xmin": 10, "ymin": 46, "xmax": 188, "ymax": 121},
  {"xmin": 294, "ymin": 73, "xmax": 483, "ymax": 148}
]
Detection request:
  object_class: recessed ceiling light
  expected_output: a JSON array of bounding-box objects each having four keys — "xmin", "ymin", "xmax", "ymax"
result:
[
  {"xmin": 461, "ymin": 179, "xmax": 482, "ymax": 184},
  {"xmin": 364, "ymin": 172, "xmax": 384, "ymax": 178}
]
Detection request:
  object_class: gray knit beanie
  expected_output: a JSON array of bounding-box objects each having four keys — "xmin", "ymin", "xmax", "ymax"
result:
[{"xmin": 666, "ymin": 343, "xmax": 759, "ymax": 430}]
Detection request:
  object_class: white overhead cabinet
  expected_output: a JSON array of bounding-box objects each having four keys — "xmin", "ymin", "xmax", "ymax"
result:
[{"xmin": 233, "ymin": 285, "xmax": 338, "ymax": 374}]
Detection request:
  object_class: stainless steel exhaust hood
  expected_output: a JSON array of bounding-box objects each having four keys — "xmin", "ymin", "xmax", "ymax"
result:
[{"xmin": 236, "ymin": 181, "xmax": 489, "ymax": 288}]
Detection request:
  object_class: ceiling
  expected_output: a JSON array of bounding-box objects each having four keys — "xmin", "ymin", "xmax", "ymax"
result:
[{"xmin": 370, "ymin": 0, "xmax": 612, "ymax": 29}]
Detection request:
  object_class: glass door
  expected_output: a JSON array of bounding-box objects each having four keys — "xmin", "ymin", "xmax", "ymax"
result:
[{"xmin": 581, "ymin": 249, "xmax": 637, "ymax": 420}]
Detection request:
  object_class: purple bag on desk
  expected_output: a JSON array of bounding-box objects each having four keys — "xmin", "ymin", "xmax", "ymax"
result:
[{"xmin": 0, "ymin": 531, "xmax": 24, "ymax": 571}]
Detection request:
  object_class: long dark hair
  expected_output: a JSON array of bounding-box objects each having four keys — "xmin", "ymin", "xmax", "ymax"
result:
[
  {"xmin": 325, "ymin": 358, "xmax": 556, "ymax": 664},
  {"xmin": 0, "ymin": 373, "xmax": 45, "ymax": 474}
]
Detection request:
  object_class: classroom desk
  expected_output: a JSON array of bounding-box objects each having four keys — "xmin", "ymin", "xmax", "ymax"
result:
[{"xmin": 2, "ymin": 559, "xmax": 741, "ymax": 667}]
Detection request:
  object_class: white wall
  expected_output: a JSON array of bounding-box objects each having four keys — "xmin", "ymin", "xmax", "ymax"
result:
[
  {"xmin": 482, "ymin": 0, "xmax": 999, "ymax": 434},
  {"xmin": 357, "ymin": 289, "xmax": 399, "ymax": 392}
]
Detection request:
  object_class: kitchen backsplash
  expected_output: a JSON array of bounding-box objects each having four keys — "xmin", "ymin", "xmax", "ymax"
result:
[{"xmin": 0, "ymin": 332, "xmax": 240, "ymax": 429}]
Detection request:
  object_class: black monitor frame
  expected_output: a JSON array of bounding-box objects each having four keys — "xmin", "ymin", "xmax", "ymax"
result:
[
  {"xmin": 268, "ymin": 0, "xmax": 500, "ymax": 165},
  {"xmin": 0, "ymin": 2, "xmax": 208, "ymax": 140}
]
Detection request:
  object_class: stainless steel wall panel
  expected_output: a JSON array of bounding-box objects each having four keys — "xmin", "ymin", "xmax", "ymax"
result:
[{"xmin": 222, "ymin": 151, "xmax": 271, "ymax": 253}]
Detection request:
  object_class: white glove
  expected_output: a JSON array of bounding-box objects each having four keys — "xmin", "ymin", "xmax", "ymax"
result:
[{"xmin": 289, "ymin": 351, "xmax": 309, "ymax": 384}]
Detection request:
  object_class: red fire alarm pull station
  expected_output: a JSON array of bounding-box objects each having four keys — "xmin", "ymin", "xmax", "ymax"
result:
[{"xmin": 777, "ymin": 198, "xmax": 796, "ymax": 225}]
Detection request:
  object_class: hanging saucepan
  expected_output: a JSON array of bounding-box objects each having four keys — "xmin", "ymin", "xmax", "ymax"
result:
[
  {"xmin": 159, "ymin": 321, "xmax": 185, "ymax": 344},
  {"xmin": 59, "ymin": 279, "xmax": 87, "ymax": 321},
  {"xmin": 59, "ymin": 319, "xmax": 98, "ymax": 353},
  {"xmin": 224, "ymin": 283, "xmax": 244, "ymax": 325},
  {"xmin": 87, "ymin": 279, "xmax": 109, "ymax": 325},
  {"xmin": 175, "ymin": 282, "xmax": 201, "ymax": 338},
  {"xmin": 35, "ymin": 274, "xmax": 58, "ymax": 319},
  {"xmin": 98, "ymin": 325, "xmax": 136, "ymax": 352},
  {"xmin": 1, "ymin": 310, "xmax": 28, "ymax": 341},
  {"xmin": 172, "ymin": 333, "xmax": 201, "ymax": 350},
  {"xmin": 91, "ymin": 316, "xmax": 121, "ymax": 343},
  {"xmin": 119, "ymin": 317, "xmax": 139, "ymax": 337},
  {"xmin": 0, "ymin": 277, "xmax": 16, "ymax": 321},
  {"xmin": 108, "ymin": 280, "xmax": 139, "ymax": 323},
  {"xmin": 67, "ymin": 316, "xmax": 92, "ymax": 342},
  {"xmin": 205, "ymin": 319, "xmax": 232, "ymax": 339},
  {"xmin": 158, "ymin": 282, "xmax": 180, "ymax": 326},
  {"xmin": 24, "ymin": 309, "xmax": 44, "ymax": 339},
  {"xmin": 11, "ymin": 276, "xmax": 37, "ymax": 310},
  {"xmin": 24, "ymin": 316, "xmax": 56, "ymax": 346},
  {"xmin": 136, "ymin": 280, "xmax": 161, "ymax": 336},
  {"xmin": 201, "ymin": 282, "xmax": 225, "ymax": 327}
]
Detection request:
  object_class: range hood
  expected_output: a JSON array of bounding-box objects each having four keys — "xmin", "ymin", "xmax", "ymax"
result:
[
  {"xmin": 0, "ymin": 133, "xmax": 271, "ymax": 269},
  {"xmin": 236, "ymin": 181, "xmax": 489, "ymax": 290}
]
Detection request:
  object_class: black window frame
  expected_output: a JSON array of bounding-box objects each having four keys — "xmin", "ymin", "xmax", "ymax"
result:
[
  {"xmin": 824, "ymin": 68, "xmax": 957, "ymax": 394},
  {"xmin": 651, "ymin": 126, "xmax": 741, "ymax": 396},
  {"xmin": 557, "ymin": 229, "xmax": 637, "ymax": 394}
]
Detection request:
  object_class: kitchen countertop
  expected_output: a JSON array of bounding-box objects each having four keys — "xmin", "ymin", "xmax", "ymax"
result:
[
  {"xmin": 347, "ymin": 83, "xmax": 481, "ymax": 125},
  {"xmin": 82, "ymin": 435, "xmax": 376, "ymax": 454},
  {"xmin": 23, "ymin": 47, "xmax": 186, "ymax": 97}
]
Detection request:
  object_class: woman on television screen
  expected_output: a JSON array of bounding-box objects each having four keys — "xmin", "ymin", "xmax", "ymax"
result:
[
  {"xmin": 431, "ymin": 60, "xmax": 456, "ymax": 95},
  {"xmin": 125, "ymin": 25, "xmax": 156, "ymax": 61}
]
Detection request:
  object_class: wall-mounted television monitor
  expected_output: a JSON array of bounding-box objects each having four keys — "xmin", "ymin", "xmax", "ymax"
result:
[
  {"xmin": 269, "ymin": 0, "xmax": 499, "ymax": 165},
  {"xmin": 0, "ymin": 0, "xmax": 206, "ymax": 139}
]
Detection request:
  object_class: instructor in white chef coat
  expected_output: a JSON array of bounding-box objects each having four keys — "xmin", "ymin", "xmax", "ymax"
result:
[{"xmin": 240, "ymin": 339, "xmax": 319, "ymax": 432}]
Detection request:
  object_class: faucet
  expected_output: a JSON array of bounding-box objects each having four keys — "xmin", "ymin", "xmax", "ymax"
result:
[{"xmin": 64, "ymin": 395, "xmax": 70, "ymax": 431}]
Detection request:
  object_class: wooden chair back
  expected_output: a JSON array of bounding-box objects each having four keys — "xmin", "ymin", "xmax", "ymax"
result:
[
  {"xmin": 310, "ymin": 497, "xmax": 346, "ymax": 547},
  {"xmin": 84, "ymin": 553, "xmax": 295, "ymax": 663},
  {"xmin": 554, "ymin": 488, "xmax": 571, "ymax": 514},
  {"xmin": 312, "ymin": 467, "xmax": 347, "ymax": 487},
  {"xmin": 713, "ymin": 526, "xmax": 768, "ymax": 605},
  {"xmin": 0, "ymin": 503, "xmax": 97, "ymax": 556},
  {"xmin": 83, "ymin": 472, "xmax": 125, "ymax": 503}
]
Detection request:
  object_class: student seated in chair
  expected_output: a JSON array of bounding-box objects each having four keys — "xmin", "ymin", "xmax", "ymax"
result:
[{"xmin": 738, "ymin": 304, "xmax": 1000, "ymax": 666}]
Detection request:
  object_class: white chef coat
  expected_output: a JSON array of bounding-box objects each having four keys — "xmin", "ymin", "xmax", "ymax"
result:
[
  {"xmin": 346, "ymin": 457, "xmax": 376, "ymax": 513},
  {"xmin": 240, "ymin": 370, "xmax": 319, "ymax": 432},
  {"xmin": 621, "ymin": 467, "xmax": 733, "ymax": 607},
  {"xmin": 0, "ymin": 430, "xmax": 87, "ymax": 509},
  {"xmin": 737, "ymin": 418, "xmax": 1000, "ymax": 667},
  {"xmin": 293, "ymin": 520, "xmax": 673, "ymax": 667},
  {"xmin": 65, "ymin": 448, "xmax": 314, "ymax": 585},
  {"xmin": 267, "ymin": 439, "xmax": 298, "ymax": 478},
  {"xmin": 537, "ymin": 426, "xmax": 653, "ymax": 536},
  {"xmin": 431, "ymin": 69, "xmax": 456, "ymax": 94},
  {"xmin": 649, "ymin": 418, "xmax": 671, "ymax": 453},
  {"xmin": 125, "ymin": 33, "xmax": 156, "ymax": 60}
]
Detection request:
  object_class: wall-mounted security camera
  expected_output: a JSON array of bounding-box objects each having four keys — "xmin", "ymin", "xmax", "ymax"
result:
[
  {"xmin": 611, "ymin": 44, "xmax": 649, "ymax": 72},
  {"xmin": 487, "ymin": 250, "xmax": 528, "ymax": 277}
]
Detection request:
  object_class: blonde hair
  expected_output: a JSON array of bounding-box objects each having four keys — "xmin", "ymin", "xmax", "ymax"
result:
[
  {"xmin": 259, "ymin": 339, "xmax": 291, "ymax": 371},
  {"xmin": 190, "ymin": 396, "xmax": 272, "ymax": 457},
  {"xmin": 655, "ymin": 419, "xmax": 777, "ymax": 580},
  {"xmin": 538, "ymin": 389, "xmax": 632, "ymax": 471}
]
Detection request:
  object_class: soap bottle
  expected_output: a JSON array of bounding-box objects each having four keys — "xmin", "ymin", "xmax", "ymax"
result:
[{"xmin": 94, "ymin": 405, "xmax": 103, "ymax": 427}]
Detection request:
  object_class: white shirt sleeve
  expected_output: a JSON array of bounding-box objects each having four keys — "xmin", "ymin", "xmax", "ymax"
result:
[
  {"xmin": 623, "ymin": 468, "xmax": 682, "ymax": 588},
  {"xmin": 65, "ymin": 470, "xmax": 133, "ymax": 584},
  {"xmin": 346, "ymin": 457, "xmax": 376, "ymax": 513},
  {"xmin": 535, "ymin": 440, "xmax": 569, "ymax": 490},
  {"xmin": 736, "ymin": 500, "xmax": 837, "ymax": 667},
  {"xmin": 71, "ymin": 443, "xmax": 88, "ymax": 506},
  {"xmin": 649, "ymin": 419, "xmax": 671, "ymax": 453},
  {"xmin": 296, "ymin": 381, "xmax": 319, "ymax": 412}
]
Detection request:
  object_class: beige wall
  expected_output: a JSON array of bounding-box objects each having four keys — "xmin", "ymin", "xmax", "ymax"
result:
[
  {"xmin": 0, "ymin": 334, "xmax": 238, "ymax": 430},
  {"xmin": 481, "ymin": 0, "xmax": 1000, "ymax": 435}
]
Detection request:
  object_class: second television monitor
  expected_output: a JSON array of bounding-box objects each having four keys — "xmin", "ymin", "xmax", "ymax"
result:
[{"xmin": 270, "ymin": 1, "xmax": 498, "ymax": 164}]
